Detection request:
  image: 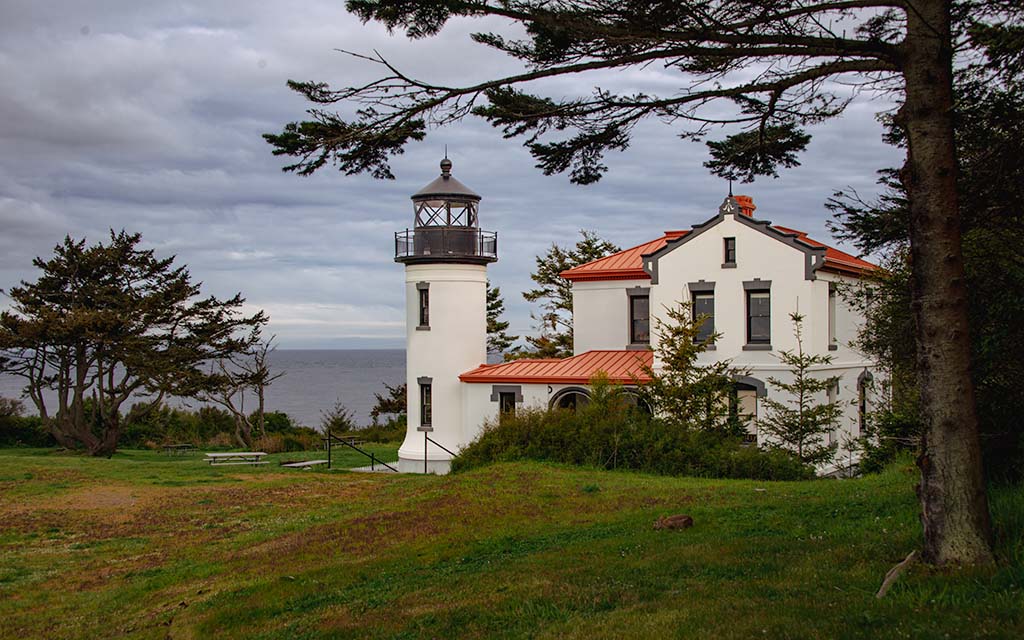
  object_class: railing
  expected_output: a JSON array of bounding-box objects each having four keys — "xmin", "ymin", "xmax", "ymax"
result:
[
  {"xmin": 421, "ymin": 432, "xmax": 460, "ymax": 474},
  {"xmin": 324, "ymin": 431, "xmax": 398, "ymax": 472},
  {"xmin": 395, "ymin": 227, "xmax": 497, "ymax": 261}
]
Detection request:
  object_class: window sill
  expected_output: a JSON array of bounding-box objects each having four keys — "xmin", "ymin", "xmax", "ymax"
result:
[
  {"xmin": 828, "ymin": 344, "xmax": 838, "ymax": 351},
  {"xmin": 626, "ymin": 343, "xmax": 651, "ymax": 351},
  {"xmin": 416, "ymin": 325, "xmax": 431, "ymax": 331},
  {"xmin": 721, "ymin": 262, "xmax": 737, "ymax": 269},
  {"xmin": 416, "ymin": 425, "xmax": 434, "ymax": 432},
  {"xmin": 742, "ymin": 344, "xmax": 772, "ymax": 351}
]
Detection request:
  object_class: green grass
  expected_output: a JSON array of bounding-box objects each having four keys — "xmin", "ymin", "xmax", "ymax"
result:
[{"xmin": 0, "ymin": 449, "xmax": 1019, "ymax": 639}]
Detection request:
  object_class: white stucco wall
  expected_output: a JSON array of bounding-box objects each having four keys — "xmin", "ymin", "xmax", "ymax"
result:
[
  {"xmin": 398, "ymin": 263, "xmax": 488, "ymax": 473},
  {"xmin": 571, "ymin": 278, "xmax": 650, "ymax": 354}
]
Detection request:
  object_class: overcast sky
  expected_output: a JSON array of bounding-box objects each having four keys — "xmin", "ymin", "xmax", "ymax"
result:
[{"xmin": 0, "ymin": 1, "xmax": 903, "ymax": 349}]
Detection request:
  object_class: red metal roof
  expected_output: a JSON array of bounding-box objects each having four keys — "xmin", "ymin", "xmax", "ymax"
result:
[
  {"xmin": 460, "ymin": 350, "xmax": 653, "ymax": 384},
  {"xmin": 561, "ymin": 219, "xmax": 877, "ymax": 282},
  {"xmin": 559, "ymin": 231, "xmax": 688, "ymax": 281},
  {"xmin": 772, "ymin": 225, "xmax": 877, "ymax": 276}
]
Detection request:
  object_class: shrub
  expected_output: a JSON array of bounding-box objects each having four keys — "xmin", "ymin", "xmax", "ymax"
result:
[
  {"xmin": 0, "ymin": 398, "xmax": 53, "ymax": 447},
  {"xmin": 452, "ymin": 384, "xmax": 813, "ymax": 481}
]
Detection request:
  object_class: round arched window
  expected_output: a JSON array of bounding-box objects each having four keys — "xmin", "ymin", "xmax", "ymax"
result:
[{"xmin": 550, "ymin": 387, "xmax": 591, "ymax": 411}]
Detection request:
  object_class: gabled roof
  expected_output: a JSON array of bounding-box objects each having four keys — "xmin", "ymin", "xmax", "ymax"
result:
[
  {"xmin": 560, "ymin": 231, "xmax": 688, "ymax": 281},
  {"xmin": 560, "ymin": 198, "xmax": 877, "ymax": 282},
  {"xmin": 460, "ymin": 350, "xmax": 653, "ymax": 384},
  {"xmin": 772, "ymin": 226, "xmax": 877, "ymax": 276}
]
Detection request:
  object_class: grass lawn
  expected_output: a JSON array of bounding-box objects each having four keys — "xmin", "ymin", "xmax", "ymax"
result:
[{"xmin": 0, "ymin": 449, "xmax": 1019, "ymax": 639}]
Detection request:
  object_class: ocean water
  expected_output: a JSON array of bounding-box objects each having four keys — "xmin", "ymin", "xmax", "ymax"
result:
[{"xmin": 0, "ymin": 349, "xmax": 406, "ymax": 429}]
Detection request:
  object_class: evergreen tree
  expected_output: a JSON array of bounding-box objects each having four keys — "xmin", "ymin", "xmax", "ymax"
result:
[
  {"xmin": 0, "ymin": 231, "xmax": 266, "ymax": 456},
  {"xmin": 369, "ymin": 382, "xmax": 406, "ymax": 425},
  {"xmin": 486, "ymin": 281, "xmax": 518, "ymax": 355},
  {"xmin": 829, "ymin": 75, "xmax": 1024, "ymax": 480},
  {"xmin": 265, "ymin": 0, "xmax": 1024, "ymax": 565},
  {"xmin": 759, "ymin": 313, "xmax": 842, "ymax": 467},
  {"xmin": 517, "ymin": 230, "xmax": 619, "ymax": 359},
  {"xmin": 637, "ymin": 304, "xmax": 742, "ymax": 435}
]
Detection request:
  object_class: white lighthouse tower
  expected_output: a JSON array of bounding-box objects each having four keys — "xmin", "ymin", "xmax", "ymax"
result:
[{"xmin": 394, "ymin": 157, "xmax": 498, "ymax": 473}]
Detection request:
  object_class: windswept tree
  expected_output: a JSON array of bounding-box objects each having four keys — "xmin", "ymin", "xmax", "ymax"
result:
[
  {"xmin": 203, "ymin": 337, "xmax": 285, "ymax": 448},
  {"xmin": 265, "ymin": 0, "xmax": 1023, "ymax": 566},
  {"xmin": 0, "ymin": 231, "xmax": 267, "ymax": 456},
  {"xmin": 370, "ymin": 382, "xmax": 407, "ymax": 424}
]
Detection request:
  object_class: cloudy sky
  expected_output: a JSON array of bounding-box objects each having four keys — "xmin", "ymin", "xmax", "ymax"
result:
[{"xmin": 0, "ymin": 1, "xmax": 903, "ymax": 349}]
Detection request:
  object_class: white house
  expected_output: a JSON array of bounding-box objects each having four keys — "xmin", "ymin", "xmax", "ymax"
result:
[{"xmin": 394, "ymin": 159, "xmax": 879, "ymax": 474}]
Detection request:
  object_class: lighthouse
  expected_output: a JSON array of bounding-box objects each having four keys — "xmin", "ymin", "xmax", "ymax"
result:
[{"xmin": 394, "ymin": 157, "xmax": 498, "ymax": 473}]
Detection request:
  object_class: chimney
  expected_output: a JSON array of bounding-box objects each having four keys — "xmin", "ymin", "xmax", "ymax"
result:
[{"xmin": 734, "ymin": 195, "xmax": 756, "ymax": 217}]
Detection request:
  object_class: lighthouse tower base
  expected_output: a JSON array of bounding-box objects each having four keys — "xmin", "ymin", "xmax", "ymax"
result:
[
  {"xmin": 397, "ymin": 449, "xmax": 453, "ymax": 475},
  {"xmin": 396, "ymin": 263, "xmax": 488, "ymax": 474}
]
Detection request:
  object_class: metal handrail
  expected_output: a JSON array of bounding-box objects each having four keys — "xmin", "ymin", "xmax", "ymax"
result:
[
  {"xmin": 325, "ymin": 431, "xmax": 399, "ymax": 472},
  {"xmin": 425, "ymin": 435, "xmax": 459, "ymax": 458},
  {"xmin": 394, "ymin": 227, "xmax": 498, "ymax": 260}
]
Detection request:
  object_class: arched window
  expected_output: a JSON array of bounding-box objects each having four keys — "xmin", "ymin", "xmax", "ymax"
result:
[
  {"xmin": 550, "ymin": 387, "xmax": 591, "ymax": 411},
  {"xmin": 618, "ymin": 388, "xmax": 652, "ymax": 414}
]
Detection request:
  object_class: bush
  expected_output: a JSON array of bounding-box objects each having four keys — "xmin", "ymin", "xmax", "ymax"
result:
[
  {"xmin": 0, "ymin": 398, "xmax": 53, "ymax": 447},
  {"xmin": 452, "ymin": 383, "xmax": 813, "ymax": 481}
]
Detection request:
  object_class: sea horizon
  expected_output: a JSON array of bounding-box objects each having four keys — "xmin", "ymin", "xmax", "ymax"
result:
[{"xmin": 0, "ymin": 349, "xmax": 408, "ymax": 430}]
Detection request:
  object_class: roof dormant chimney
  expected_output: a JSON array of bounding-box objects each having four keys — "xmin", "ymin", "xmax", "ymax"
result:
[{"xmin": 734, "ymin": 195, "xmax": 756, "ymax": 217}]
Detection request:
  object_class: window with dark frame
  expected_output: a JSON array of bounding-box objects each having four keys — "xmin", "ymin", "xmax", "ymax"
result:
[
  {"xmin": 858, "ymin": 380, "xmax": 867, "ymax": 436},
  {"xmin": 418, "ymin": 288, "xmax": 430, "ymax": 327},
  {"xmin": 419, "ymin": 382, "xmax": 432, "ymax": 426},
  {"xmin": 828, "ymin": 283, "xmax": 837, "ymax": 347},
  {"xmin": 630, "ymin": 294, "xmax": 650, "ymax": 344},
  {"xmin": 692, "ymin": 292, "xmax": 715, "ymax": 343},
  {"xmin": 746, "ymin": 290, "xmax": 771, "ymax": 344},
  {"xmin": 724, "ymin": 237, "xmax": 736, "ymax": 264},
  {"xmin": 498, "ymin": 391, "xmax": 516, "ymax": 417}
]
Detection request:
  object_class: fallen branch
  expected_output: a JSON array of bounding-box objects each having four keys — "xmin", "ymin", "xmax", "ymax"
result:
[{"xmin": 876, "ymin": 550, "xmax": 917, "ymax": 598}]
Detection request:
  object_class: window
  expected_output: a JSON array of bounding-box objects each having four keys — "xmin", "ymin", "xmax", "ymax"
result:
[
  {"xmin": 419, "ymin": 382, "xmax": 432, "ymax": 427},
  {"xmin": 746, "ymin": 290, "xmax": 771, "ymax": 344},
  {"xmin": 418, "ymin": 287, "xmax": 430, "ymax": 327},
  {"xmin": 498, "ymin": 391, "xmax": 516, "ymax": 417},
  {"xmin": 857, "ymin": 379, "xmax": 867, "ymax": 436},
  {"xmin": 551, "ymin": 388, "xmax": 590, "ymax": 412},
  {"xmin": 828, "ymin": 283, "xmax": 837, "ymax": 348},
  {"xmin": 827, "ymin": 383, "xmax": 838, "ymax": 444},
  {"xmin": 630, "ymin": 294, "xmax": 650, "ymax": 344},
  {"xmin": 692, "ymin": 292, "xmax": 715, "ymax": 343},
  {"xmin": 724, "ymin": 237, "xmax": 736, "ymax": 264}
]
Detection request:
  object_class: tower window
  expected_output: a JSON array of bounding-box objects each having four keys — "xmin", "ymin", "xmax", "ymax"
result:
[
  {"xmin": 724, "ymin": 237, "xmax": 736, "ymax": 265},
  {"xmin": 692, "ymin": 292, "xmax": 715, "ymax": 343},
  {"xmin": 746, "ymin": 290, "xmax": 771, "ymax": 344},
  {"xmin": 417, "ymin": 283, "xmax": 430, "ymax": 328},
  {"xmin": 629, "ymin": 294, "xmax": 650, "ymax": 344},
  {"xmin": 420, "ymin": 382, "xmax": 432, "ymax": 427}
]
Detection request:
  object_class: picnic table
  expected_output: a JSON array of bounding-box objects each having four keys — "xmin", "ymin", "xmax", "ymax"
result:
[
  {"xmin": 162, "ymin": 443, "xmax": 197, "ymax": 456},
  {"xmin": 203, "ymin": 452, "xmax": 269, "ymax": 466}
]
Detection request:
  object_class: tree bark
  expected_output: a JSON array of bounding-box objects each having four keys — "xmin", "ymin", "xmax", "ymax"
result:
[{"xmin": 900, "ymin": 0, "xmax": 993, "ymax": 565}]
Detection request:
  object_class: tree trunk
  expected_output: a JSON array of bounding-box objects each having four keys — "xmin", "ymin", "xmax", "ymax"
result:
[{"xmin": 900, "ymin": 0, "xmax": 993, "ymax": 565}]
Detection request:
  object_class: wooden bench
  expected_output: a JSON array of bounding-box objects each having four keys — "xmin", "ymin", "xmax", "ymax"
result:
[
  {"xmin": 280, "ymin": 459, "xmax": 329, "ymax": 469},
  {"xmin": 204, "ymin": 452, "xmax": 269, "ymax": 466},
  {"xmin": 162, "ymin": 443, "xmax": 197, "ymax": 456}
]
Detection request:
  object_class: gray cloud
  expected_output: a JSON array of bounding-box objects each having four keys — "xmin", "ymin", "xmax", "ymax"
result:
[{"xmin": 0, "ymin": 1, "xmax": 903, "ymax": 348}]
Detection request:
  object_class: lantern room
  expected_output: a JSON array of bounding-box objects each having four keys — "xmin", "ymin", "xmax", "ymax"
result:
[{"xmin": 394, "ymin": 158, "xmax": 498, "ymax": 265}]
